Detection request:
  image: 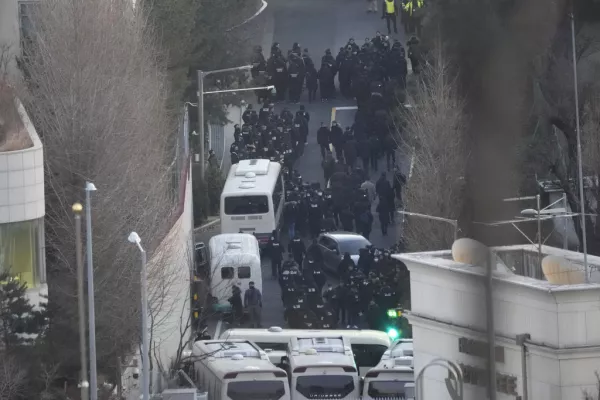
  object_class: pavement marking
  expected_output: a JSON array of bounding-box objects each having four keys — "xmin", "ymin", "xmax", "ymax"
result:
[
  {"xmin": 214, "ymin": 319, "xmax": 223, "ymax": 339},
  {"xmin": 226, "ymin": 0, "xmax": 269, "ymax": 32}
]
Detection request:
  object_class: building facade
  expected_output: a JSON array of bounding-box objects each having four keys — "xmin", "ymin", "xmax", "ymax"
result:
[
  {"xmin": 0, "ymin": 98, "xmax": 46, "ymax": 301},
  {"xmin": 396, "ymin": 245, "xmax": 600, "ymax": 400}
]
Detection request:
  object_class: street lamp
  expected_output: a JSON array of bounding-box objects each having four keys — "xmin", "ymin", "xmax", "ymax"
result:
[
  {"xmin": 196, "ymin": 65, "xmax": 252, "ymax": 179},
  {"xmin": 85, "ymin": 181, "xmax": 98, "ymax": 400},
  {"xmin": 127, "ymin": 231, "xmax": 149, "ymax": 400},
  {"xmin": 73, "ymin": 203, "xmax": 89, "ymax": 400},
  {"xmin": 396, "ymin": 210, "xmax": 458, "ymax": 241}
]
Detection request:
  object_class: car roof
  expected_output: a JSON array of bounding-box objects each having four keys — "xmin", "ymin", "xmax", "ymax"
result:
[{"xmin": 322, "ymin": 232, "xmax": 372, "ymax": 243}]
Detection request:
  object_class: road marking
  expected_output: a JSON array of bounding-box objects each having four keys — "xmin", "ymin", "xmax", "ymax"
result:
[
  {"xmin": 409, "ymin": 151, "xmax": 415, "ymax": 179},
  {"xmin": 215, "ymin": 319, "xmax": 223, "ymax": 339},
  {"xmin": 194, "ymin": 218, "xmax": 221, "ymax": 233}
]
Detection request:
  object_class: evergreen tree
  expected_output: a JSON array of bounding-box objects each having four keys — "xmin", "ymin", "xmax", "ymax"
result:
[{"xmin": 0, "ymin": 272, "xmax": 43, "ymax": 350}]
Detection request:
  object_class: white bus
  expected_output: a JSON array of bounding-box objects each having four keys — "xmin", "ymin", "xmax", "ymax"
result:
[
  {"xmin": 219, "ymin": 327, "xmax": 390, "ymax": 376},
  {"xmin": 281, "ymin": 336, "xmax": 360, "ymax": 400},
  {"xmin": 192, "ymin": 339, "xmax": 290, "ymax": 400},
  {"xmin": 220, "ymin": 159, "xmax": 284, "ymax": 246},
  {"xmin": 208, "ymin": 234, "xmax": 262, "ymax": 310},
  {"xmin": 362, "ymin": 356, "xmax": 414, "ymax": 400}
]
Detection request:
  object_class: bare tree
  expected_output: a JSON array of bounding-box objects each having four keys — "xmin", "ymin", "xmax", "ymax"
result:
[
  {"xmin": 398, "ymin": 49, "xmax": 469, "ymax": 251},
  {"xmin": 21, "ymin": 0, "xmax": 178, "ymax": 384},
  {"xmin": 0, "ymin": 357, "xmax": 26, "ymax": 400}
]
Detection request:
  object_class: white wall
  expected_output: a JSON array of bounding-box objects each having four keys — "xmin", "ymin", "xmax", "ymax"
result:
[
  {"xmin": 0, "ymin": 100, "xmax": 45, "ymax": 223},
  {"xmin": 121, "ymin": 163, "xmax": 193, "ymax": 398}
]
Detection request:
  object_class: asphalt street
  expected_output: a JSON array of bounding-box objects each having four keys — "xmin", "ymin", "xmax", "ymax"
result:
[{"xmin": 204, "ymin": 0, "xmax": 412, "ymax": 337}]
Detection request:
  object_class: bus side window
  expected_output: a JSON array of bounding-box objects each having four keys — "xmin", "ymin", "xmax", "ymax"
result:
[
  {"xmin": 272, "ymin": 175, "xmax": 283, "ymax": 214},
  {"xmin": 221, "ymin": 267, "xmax": 234, "ymax": 279}
]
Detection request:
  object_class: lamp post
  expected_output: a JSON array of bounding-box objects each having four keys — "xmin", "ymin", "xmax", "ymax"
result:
[
  {"xmin": 128, "ymin": 232, "xmax": 149, "ymax": 400},
  {"xmin": 196, "ymin": 65, "xmax": 252, "ymax": 180},
  {"xmin": 570, "ymin": 6, "xmax": 589, "ymax": 281},
  {"xmin": 85, "ymin": 181, "xmax": 98, "ymax": 400},
  {"xmin": 73, "ymin": 203, "xmax": 89, "ymax": 400}
]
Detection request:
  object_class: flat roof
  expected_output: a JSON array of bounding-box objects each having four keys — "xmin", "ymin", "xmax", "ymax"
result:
[{"xmin": 394, "ymin": 244, "xmax": 600, "ymax": 293}]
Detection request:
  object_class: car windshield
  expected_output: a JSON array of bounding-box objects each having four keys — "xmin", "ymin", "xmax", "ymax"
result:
[
  {"xmin": 337, "ymin": 237, "xmax": 371, "ymax": 255},
  {"xmin": 367, "ymin": 380, "xmax": 412, "ymax": 398},
  {"xmin": 296, "ymin": 375, "xmax": 355, "ymax": 399}
]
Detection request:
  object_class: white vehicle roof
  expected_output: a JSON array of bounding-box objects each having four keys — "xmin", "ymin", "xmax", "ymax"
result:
[
  {"xmin": 288, "ymin": 336, "xmax": 356, "ymax": 370},
  {"xmin": 193, "ymin": 340, "xmax": 283, "ymax": 379},
  {"xmin": 208, "ymin": 234, "xmax": 260, "ymax": 266},
  {"xmin": 220, "ymin": 327, "xmax": 391, "ymax": 347},
  {"xmin": 222, "ymin": 159, "xmax": 282, "ymax": 197},
  {"xmin": 381, "ymin": 339, "xmax": 413, "ymax": 360}
]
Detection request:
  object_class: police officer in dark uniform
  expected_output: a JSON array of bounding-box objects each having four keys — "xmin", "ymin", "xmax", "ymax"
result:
[
  {"xmin": 267, "ymin": 230, "xmax": 283, "ymax": 278},
  {"xmin": 307, "ymin": 197, "xmax": 323, "ymax": 238},
  {"xmin": 288, "ymin": 235, "xmax": 306, "ymax": 270}
]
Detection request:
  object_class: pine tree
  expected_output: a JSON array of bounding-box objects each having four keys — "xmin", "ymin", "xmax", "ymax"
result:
[{"xmin": 0, "ymin": 272, "xmax": 42, "ymax": 350}]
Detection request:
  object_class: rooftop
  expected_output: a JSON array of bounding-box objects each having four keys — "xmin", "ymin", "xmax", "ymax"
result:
[
  {"xmin": 394, "ymin": 243, "xmax": 600, "ymax": 293},
  {"xmin": 0, "ymin": 83, "xmax": 33, "ymax": 152}
]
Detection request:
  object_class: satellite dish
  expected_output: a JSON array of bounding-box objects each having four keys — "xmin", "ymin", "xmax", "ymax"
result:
[
  {"xmin": 452, "ymin": 238, "xmax": 513, "ymax": 273},
  {"xmin": 452, "ymin": 238, "xmax": 490, "ymax": 266},
  {"xmin": 542, "ymin": 255, "xmax": 585, "ymax": 284}
]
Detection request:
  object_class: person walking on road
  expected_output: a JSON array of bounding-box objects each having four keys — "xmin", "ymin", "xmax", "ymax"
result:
[
  {"xmin": 381, "ymin": 0, "xmax": 399, "ymax": 35},
  {"xmin": 244, "ymin": 281, "xmax": 263, "ymax": 328},
  {"xmin": 228, "ymin": 285, "xmax": 244, "ymax": 327}
]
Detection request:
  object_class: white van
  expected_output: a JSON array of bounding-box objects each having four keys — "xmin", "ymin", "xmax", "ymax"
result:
[
  {"xmin": 219, "ymin": 327, "xmax": 390, "ymax": 375},
  {"xmin": 282, "ymin": 336, "xmax": 360, "ymax": 400},
  {"xmin": 220, "ymin": 159, "xmax": 284, "ymax": 246},
  {"xmin": 193, "ymin": 339, "xmax": 290, "ymax": 400},
  {"xmin": 362, "ymin": 356, "xmax": 414, "ymax": 400},
  {"xmin": 208, "ymin": 234, "xmax": 262, "ymax": 311}
]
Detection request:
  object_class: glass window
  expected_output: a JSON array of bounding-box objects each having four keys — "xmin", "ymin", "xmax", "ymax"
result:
[
  {"xmin": 272, "ymin": 176, "xmax": 284, "ymax": 215},
  {"xmin": 221, "ymin": 267, "xmax": 234, "ymax": 279},
  {"xmin": 351, "ymin": 344, "xmax": 389, "ymax": 368},
  {"xmin": 225, "ymin": 195, "xmax": 269, "ymax": 215},
  {"xmin": 237, "ymin": 266, "xmax": 251, "ymax": 279},
  {"xmin": 368, "ymin": 380, "xmax": 412, "ymax": 398},
  {"xmin": 296, "ymin": 375, "xmax": 355, "ymax": 399},
  {"xmin": 0, "ymin": 220, "xmax": 41, "ymax": 288},
  {"xmin": 338, "ymin": 237, "xmax": 371, "ymax": 255},
  {"xmin": 255, "ymin": 342, "xmax": 288, "ymax": 351},
  {"xmin": 227, "ymin": 380, "xmax": 285, "ymax": 400},
  {"xmin": 318, "ymin": 236, "xmax": 335, "ymax": 250}
]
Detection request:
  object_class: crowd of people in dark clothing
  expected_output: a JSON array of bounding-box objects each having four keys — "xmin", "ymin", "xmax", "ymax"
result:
[{"xmin": 224, "ymin": 34, "xmax": 415, "ymax": 330}]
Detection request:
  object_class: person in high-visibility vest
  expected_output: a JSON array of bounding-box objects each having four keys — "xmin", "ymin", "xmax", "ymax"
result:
[
  {"xmin": 403, "ymin": 0, "xmax": 424, "ymax": 36},
  {"xmin": 381, "ymin": 0, "xmax": 399, "ymax": 35}
]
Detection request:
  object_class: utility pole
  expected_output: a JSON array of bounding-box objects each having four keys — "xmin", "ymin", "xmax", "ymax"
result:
[
  {"xmin": 197, "ymin": 70, "xmax": 205, "ymax": 180},
  {"xmin": 486, "ymin": 251, "xmax": 497, "ymax": 400},
  {"xmin": 73, "ymin": 203, "xmax": 89, "ymax": 400}
]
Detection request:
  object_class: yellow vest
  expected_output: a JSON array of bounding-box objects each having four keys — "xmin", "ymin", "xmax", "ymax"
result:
[
  {"xmin": 385, "ymin": 0, "xmax": 395, "ymax": 14},
  {"xmin": 403, "ymin": 0, "xmax": 423, "ymax": 15}
]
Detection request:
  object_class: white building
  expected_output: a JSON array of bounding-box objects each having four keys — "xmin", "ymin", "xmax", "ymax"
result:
[
  {"xmin": 396, "ymin": 244, "xmax": 600, "ymax": 400},
  {"xmin": 0, "ymin": 85, "xmax": 46, "ymax": 302}
]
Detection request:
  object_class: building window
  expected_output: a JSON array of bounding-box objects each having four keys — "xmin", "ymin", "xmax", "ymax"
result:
[{"xmin": 0, "ymin": 219, "xmax": 43, "ymax": 288}]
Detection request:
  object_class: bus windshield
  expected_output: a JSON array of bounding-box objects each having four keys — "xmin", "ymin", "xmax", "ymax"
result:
[
  {"xmin": 367, "ymin": 380, "xmax": 412, "ymax": 398},
  {"xmin": 225, "ymin": 195, "xmax": 269, "ymax": 215},
  {"xmin": 296, "ymin": 375, "xmax": 355, "ymax": 399},
  {"xmin": 227, "ymin": 380, "xmax": 285, "ymax": 400}
]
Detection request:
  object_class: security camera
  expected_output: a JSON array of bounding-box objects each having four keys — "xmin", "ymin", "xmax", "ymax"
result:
[{"xmin": 132, "ymin": 368, "xmax": 140, "ymax": 379}]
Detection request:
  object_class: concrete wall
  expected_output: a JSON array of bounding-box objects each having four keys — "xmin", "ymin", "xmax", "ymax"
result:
[
  {"xmin": 0, "ymin": 100, "xmax": 45, "ymax": 223},
  {"xmin": 121, "ymin": 162, "xmax": 193, "ymax": 398}
]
